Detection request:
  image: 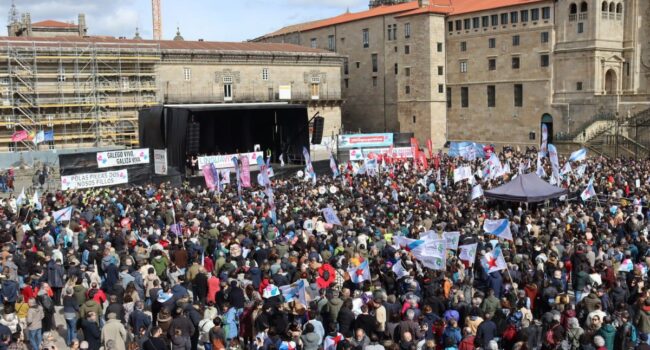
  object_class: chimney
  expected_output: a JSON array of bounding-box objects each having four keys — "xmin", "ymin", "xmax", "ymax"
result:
[
  {"xmin": 78, "ymin": 14, "xmax": 87, "ymax": 36},
  {"xmin": 418, "ymin": 0, "xmax": 430, "ymax": 7}
]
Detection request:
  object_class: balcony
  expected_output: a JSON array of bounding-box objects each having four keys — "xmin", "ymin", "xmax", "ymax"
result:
[{"xmin": 578, "ymin": 13, "xmax": 588, "ymax": 20}]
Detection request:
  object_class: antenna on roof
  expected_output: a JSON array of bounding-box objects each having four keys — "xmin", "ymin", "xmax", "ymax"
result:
[{"xmin": 8, "ymin": 0, "xmax": 18, "ymax": 24}]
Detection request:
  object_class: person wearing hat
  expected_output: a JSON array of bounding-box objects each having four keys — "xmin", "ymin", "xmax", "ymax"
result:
[{"xmin": 101, "ymin": 312, "xmax": 127, "ymax": 350}]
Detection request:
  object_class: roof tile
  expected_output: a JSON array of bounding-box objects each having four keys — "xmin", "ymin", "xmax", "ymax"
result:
[{"xmin": 31, "ymin": 20, "xmax": 78, "ymax": 28}]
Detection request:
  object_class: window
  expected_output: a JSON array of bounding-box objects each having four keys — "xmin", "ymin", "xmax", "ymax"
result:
[
  {"xmin": 512, "ymin": 56, "xmax": 520, "ymax": 69},
  {"xmin": 372, "ymin": 77, "xmax": 377, "ymax": 87},
  {"xmin": 405, "ymin": 22, "xmax": 411, "ymax": 38},
  {"xmin": 356, "ymin": 62, "xmax": 360, "ymax": 69},
  {"xmin": 501, "ymin": 13, "xmax": 509, "ymax": 25},
  {"xmin": 464, "ymin": 19, "xmax": 470, "ymax": 30},
  {"xmin": 570, "ymin": 3, "xmax": 578, "ymax": 14},
  {"xmin": 412, "ymin": 116, "xmax": 416, "ymax": 123},
  {"xmin": 521, "ymin": 10, "xmax": 529, "ymax": 22},
  {"xmin": 577, "ymin": 22, "xmax": 584, "ymax": 33},
  {"xmin": 405, "ymin": 85, "xmax": 410, "ymax": 94},
  {"xmin": 542, "ymin": 7, "xmax": 551, "ymax": 19},
  {"xmin": 460, "ymin": 61, "xmax": 468, "ymax": 73},
  {"xmin": 455, "ymin": 20, "xmax": 461, "ymax": 31},
  {"xmin": 472, "ymin": 17, "xmax": 480, "ymax": 28},
  {"xmin": 448, "ymin": 21, "xmax": 454, "ymax": 32},
  {"xmin": 310, "ymin": 38, "xmax": 317, "ymax": 48},
  {"xmin": 514, "ymin": 84, "xmax": 523, "ymax": 107},
  {"xmin": 310, "ymin": 82, "xmax": 320, "ymax": 99},
  {"xmin": 405, "ymin": 45, "xmax": 410, "ymax": 54},
  {"xmin": 344, "ymin": 79, "xmax": 349, "ymax": 89},
  {"xmin": 405, "ymin": 67, "xmax": 411, "ymax": 77},
  {"xmin": 262, "ymin": 68, "xmax": 269, "ymax": 81},
  {"xmin": 540, "ymin": 54, "xmax": 549, "ymax": 67},
  {"xmin": 446, "ymin": 88, "xmax": 452, "ymax": 108},
  {"xmin": 511, "ymin": 11, "xmax": 518, "ymax": 23},
  {"xmin": 438, "ymin": 84, "xmax": 444, "ymax": 93},
  {"xmin": 223, "ymin": 75, "xmax": 233, "ymax": 84},
  {"xmin": 438, "ymin": 66, "xmax": 443, "ymax": 75},
  {"xmin": 58, "ymin": 68, "xmax": 66, "ymax": 82},
  {"xmin": 581, "ymin": 2, "xmax": 588, "ymax": 12},
  {"xmin": 487, "ymin": 85, "xmax": 495, "ymax": 107},
  {"xmin": 541, "ymin": 31, "xmax": 549, "ymax": 43},
  {"xmin": 491, "ymin": 14, "xmax": 499, "ymax": 26},
  {"xmin": 460, "ymin": 41, "xmax": 467, "ymax": 52},
  {"xmin": 531, "ymin": 8, "xmax": 540, "ymax": 20},
  {"xmin": 183, "ymin": 67, "xmax": 191, "ymax": 81},
  {"xmin": 512, "ymin": 35, "xmax": 520, "ymax": 46},
  {"xmin": 482, "ymin": 16, "xmax": 489, "ymax": 27},
  {"xmin": 394, "ymin": 63, "xmax": 398, "ymax": 75},
  {"xmin": 602, "ymin": 1, "xmax": 608, "ymax": 11},
  {"xmin": 437, "ymin": 42, "xmax": 443, "ymax": 52},
  {"xmin": 362, "ymin": 29, "xmax": 369, "ymax": 48},
  {"xmin": 488, "ymin": 38, "xmax": 496, "ymax": 48},
  {"xmin": 488, "ymin": 58, "xmax": 496, "ymax": 71},
  {"xmin": 344, "ymin": 59, "xmax": 349, "ymax": 75},
  {"xmin": 372, "ymin": 54, "xmax": 378, "ymax": 73},
  {"xmin": 328, "ymin": 35, "xmax": 335, "ymax": 51},
  {"xmin": 461, "ymin": 87, "xmax": 469, "ymax": 108},
  {"xmin": 387, "ymin": 24, "xmax": 393, "ymax": 40},
  {"xmin": 224, "ymin": 81, "xmax": 232, "ymax": 100},
  {"xmin": 576, "ymin": 82, "xmax": 583, "ymax": 90}
]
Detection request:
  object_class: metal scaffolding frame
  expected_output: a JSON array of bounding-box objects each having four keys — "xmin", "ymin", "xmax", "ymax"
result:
[{"xmin": 0, "ymin": 40, "xmax": 160, "ymax": 151}]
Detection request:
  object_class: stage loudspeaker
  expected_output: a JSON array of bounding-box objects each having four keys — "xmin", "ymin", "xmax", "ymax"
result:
[
  {"xmin": 311, "ymin": 116, "xmax": 325, "ymax": 145},
  {"xmin": 186, "ymin": 122, "xmax": 200, "ymax": 154}
]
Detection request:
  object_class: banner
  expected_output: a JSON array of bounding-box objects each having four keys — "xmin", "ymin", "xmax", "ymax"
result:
[
  {"xmin": 322, "ymin": 207, "xmax": 342, "ymax": 225},
  {"xmin": 443, "ymin": 231, "xmax": 460, "ymax": 250},
  {"xmin": 471, "ymin": 184, "xmax": 484, "ymax": 200},
  {"xmin": 338, "ymin": 133, "xmax": 393, "ymax": 149},
  {"xmin": 410, "ymin": 138, "xmax": 419, "ymax": 167},
  {"xmin": 540, "ymin": 124, "xmax": 548, "ymax": 155},
  {"xmin": 198, "ymin": 151, "xmax": 263, "ymax": 169},
  {"xmin": 453, "ymin": 166, "xmax": 473, "ymax": 183},
  {"xmin": 202, "ymin": 164, "xmax": 216, "ymax": 190},
  {"xmin": 240, "ymin": 155, "xmax": 251, "ymax": 188},
  {"xmin": 459, "ymin": 243, "xmax": 478, "ymax": 264},
  {"xmin": 448, "ymin": 142, "xmax": 485, "ymax": 160},
  {"xmin": 548, "ymin": 144, "xmax": 560, "ymax": 183},
  {"xmin": 154, "ymin": 149, "xmax": 168, "ymax": 175},
  {"xmin": 61, "ymin": 169, "xmax": 128, "ymax": 190},
  {"xmin": 349, "ymin": 147, "xmax": 413, "ymax": 161},
  {"xmin": 97, "ymin": 148, "xmax": 149, "ymax": 168}
]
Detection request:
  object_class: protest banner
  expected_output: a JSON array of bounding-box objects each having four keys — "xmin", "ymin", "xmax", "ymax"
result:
[
  {"xmin": 198, "ymin": 151, "xmax": 263, "ymax": 169},
  {"xmin": 97, "ymin": 148, "xmax": 149, "ymax": 168},
  {"xmin": 154, "ymin": 149, "xmax": 168, "ymax": 175},
  {"xmin": 349, "ymin": 147, "xmax": 413, "ymax": 161},
  {"xmin": 61, "ymin": 169, "xmax": 128, "ymax": 190},
  {"xmin": 338, "ymin": 133, "xmax": 393, "ymax": 149}
]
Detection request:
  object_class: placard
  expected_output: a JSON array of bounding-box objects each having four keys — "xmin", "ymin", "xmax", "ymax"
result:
[
  {"xmin": 154, "ymin": 149, "xmax": 168, "ymax": 175},
  {"xmin": 61, "ymin": 169, "xmax": 128, "ymax": 190},
  {"xmin": 97, "ymin": 148, "xmax": 149, "ymax": 168},
  {"xmin": 198, "ymin": 151, "xmax": 264, "ymax": 169},
  {"xmin": 338, "ymin": 133, "xmax": 393, "ymax": 149}
]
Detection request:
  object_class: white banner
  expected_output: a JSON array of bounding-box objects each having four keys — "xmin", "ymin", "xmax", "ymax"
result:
[
  {"xmin": 97, "ymin": 148, "xmax": 149, "ymax": 168},
  {"xmin": 61, "ymin": 169, "xmax": 128, "ymax": 191},
  {"xmin": 198, "ymin": 151, "xmax": 263, "ymax": 169},
  {"xmin": 349, "ymin": 147, "xmax": 413, "ymax": 161},
  {"xmin": 154, "ymin": 149, "xmax": 168, "ymax": 175}
]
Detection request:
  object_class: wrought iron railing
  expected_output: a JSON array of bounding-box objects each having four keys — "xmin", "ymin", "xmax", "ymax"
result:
[{"xmin": 555, "ymin": 112, "xmax": 617, "ymax": 141}]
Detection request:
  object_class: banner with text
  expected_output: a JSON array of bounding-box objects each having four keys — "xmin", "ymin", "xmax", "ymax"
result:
[
  {"xmin": 154, "ymin": 149, "xmax": 168, "ymax": 175},
  {"xmin": 349, "ymin": 147, "xmax": 413, "ymax": 161},
  {"xmin": 198, "ymin": 151, "xmax": 263, "ymax": 169},
  {"xmin": 97, "ymin": 148, "xmax": 149, "ymax": 168},
  {"xmin": 61, "ymin": 169, "xmax": 128, "ymax": 190},
  {"xmin": 338, "ymin": 133, "xmax": 393, "ymax": 149}
]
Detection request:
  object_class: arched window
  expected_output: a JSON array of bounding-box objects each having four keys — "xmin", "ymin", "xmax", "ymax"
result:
[
  {"xmin": 580, "ymin": 1, "xmax": 588, "ymax": 12},
  {"xmin": 616, "ymin": 3, "xmax": 623, "ymax": 13},
  {"xmin": 602, "ymin": 1, "xmax": 608, "ymax": 11},
  {"xmin": 570, "ymin": 3, "xmax": 577, "ymax": 14},
  {"xmin": 609, "ymin": 2, "xmax": 615, "ymax": 12}
]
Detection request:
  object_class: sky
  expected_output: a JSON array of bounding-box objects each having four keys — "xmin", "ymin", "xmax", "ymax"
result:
[{"xmin": 0, "ymin": 0, "xmax": 371, "ymax": 42}]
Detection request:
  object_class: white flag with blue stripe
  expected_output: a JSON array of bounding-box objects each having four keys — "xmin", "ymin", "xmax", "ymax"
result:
[
  {"xmin": 483, "ymin": 219, "xmax": 513, "ymax": 241},
  {"xmin": 279, "ymin": 280, "xmax": 307, "ymax": 306},
  {"xmin": 347, "ymin": 260, "xmax": 370, "ymax": 284},
  {"xmin": 52, "ymin": 206, "xmax": 73, "ymax": 222},
  {"xmin": 569, "ymin": 148, "xmax": 587, "ymax": 162},
  {"xmin": 581, "ymin": 177, "xmax": 597, "ymax": 201}
]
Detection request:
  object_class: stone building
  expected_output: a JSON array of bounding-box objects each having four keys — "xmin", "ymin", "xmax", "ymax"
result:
[{"xmin": 256, "ymin": 0, "xmax": 650, "ymax": 151}]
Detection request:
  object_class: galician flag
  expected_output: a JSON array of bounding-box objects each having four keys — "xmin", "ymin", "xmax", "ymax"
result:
[
  {"xmin": 459, "ymin": 243, "xmax": 478, "ymax": 264},
  {"xmin": 279, "ymin": 280, "xmax": 307, "ymax": 306},
  {"xmin": 394, "ymin": 236, "xmax": 427, "ymax": 253},
  {"xmin": 569, "ymin": 148, "xmax": 587, "ymax": 162},
  {"xmin": 581, "ymin": 177, "xmax": 597, "ymax": 201},
  {"xmin": 329, "ymin": 154, "xmax": 339, "ymax": 178},
  {"xmin": 483, "ymin": 219, "xmax": 513, "ymax": 241},
  {"xmin": 347, "ymin": 260, "xmax": 370, "ymax": 284},
  {"xmin": 481, "ymin": 246, "xmax": 507, "ymax": 273},
  {"xmin": 52, "ymin": 206, "xmax": 73, "ymax": 222}
]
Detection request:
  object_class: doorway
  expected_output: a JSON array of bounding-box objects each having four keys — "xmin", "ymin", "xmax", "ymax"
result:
[
  {"xmin": 541, "ymin": 113, "xmax": 553, "ymax": 144},
  {"xmin": 605, "ymin": 69, "xmax": 617, "ymax": 94}
]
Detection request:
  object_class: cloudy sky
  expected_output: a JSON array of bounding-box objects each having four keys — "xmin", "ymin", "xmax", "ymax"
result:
[{"xmin": 0, "ymin": 0, "xmax": 370, "ymax": 41}]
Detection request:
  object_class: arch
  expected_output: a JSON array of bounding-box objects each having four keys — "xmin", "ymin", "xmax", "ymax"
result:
[
  {"xmin": 605, "ymin": 69, "xmax": 617, "ymax": 94},
  {"xmin": 609, "ymin": 2, "xmax": 615, "ymax": 12},
  {"xmin": 580, "ymin": 1, "xmax": 588, "ymax": 12},
  {"xmin": 616, "ymin": 3, "xmax": 623, "ymax": 13},
  {"xmin": 602, "ymin": 1, "xmax": 608, "ymax": 11},
  {"xmin": 570, "ymin": 3, "xmax": 577, "ymax": 14}
]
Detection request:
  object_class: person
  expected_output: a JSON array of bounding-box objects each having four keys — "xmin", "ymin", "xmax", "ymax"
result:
[
  {"xmin": 80, "ymin": 312, "xmax": 101, "ymax": 350},
  {"xmin": 25, "ymin": 298, "xmax": 43, "ymax": 350},
  {"xmin": 101, "ymin": 313, "xmax": 127, "ymax": 350},
  {"xmin": 63, "ymin": 287, "xmax": 80, "ymax": 346},
  {"xmin": 129, "ymin": 301, "xmax": 152, "ymax": 336},
  {"xmin": 143, "ymin": 327, "xmax": 167, "ymax": 350}
]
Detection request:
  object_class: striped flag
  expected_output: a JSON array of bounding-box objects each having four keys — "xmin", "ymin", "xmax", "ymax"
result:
[
  {"xmin": 481, "ymin": 246, "xmax": 507, "ymax": 273},
  {"xmin": 52, "ymin": 206, "xmax": 73, "ymax": 222},
  {"xmin": 569, "ymin": 148, "xmax": 587, "ymax": 162},
  {"xmin": 581, "ymin": 177, "xmax": 597, "ymax": 201},
  {"xmin": 483, "ymin": 219, "xmax": 513, "ymax": 241},
  {"xmin": 347, "ymin": 260, "xmax": 370, "ymax": 284},
  {"xmin": 329, "ymin": 154, "xmax": 339, "ymax": 178},
  {"xmin": 279, "ymin": 280, "xmax": 307, "ymax": 305}
]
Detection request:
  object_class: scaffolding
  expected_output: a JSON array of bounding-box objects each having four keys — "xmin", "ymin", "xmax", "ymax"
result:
[{"xmin": 0, "ymin": 40, "xmax": 160, "ymax": 151}]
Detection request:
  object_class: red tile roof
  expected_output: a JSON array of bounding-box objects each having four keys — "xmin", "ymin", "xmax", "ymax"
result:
[
  {"xmin": 261, "ymin": 0, "xmax": 548, "ymax": 37},
  {"xmin": 0, "ymin": 36, "xmax": 334, "ymax": 54},
  {"xmin": 31, "ymin": 20, "xmax": 78, "ymax": 28}
]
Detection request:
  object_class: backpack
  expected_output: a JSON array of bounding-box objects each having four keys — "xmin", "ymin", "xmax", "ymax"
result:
[
  {"xmin": 502, "ymin": 324, "xmax": 517, "ymax": 341},
  {"xmin": 545, "ymin": 325, "xmax": 558, "ymax": 346}
]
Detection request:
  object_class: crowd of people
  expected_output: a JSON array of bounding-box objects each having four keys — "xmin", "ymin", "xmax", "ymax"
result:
[{"xmin": 0, "ymin": 147, "xmax": 647, "ymax": 350}]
